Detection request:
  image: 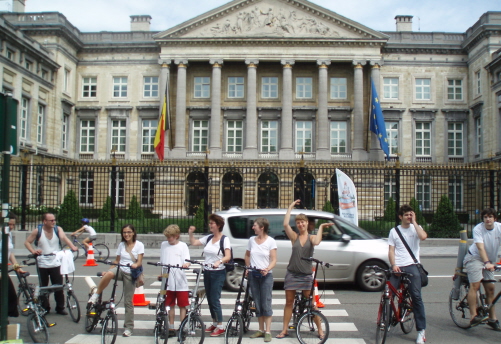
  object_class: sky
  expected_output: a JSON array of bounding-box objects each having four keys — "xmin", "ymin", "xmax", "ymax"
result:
[{"xmin": 7, "ymin": 0, "xmax": 501, "ymax": 33}]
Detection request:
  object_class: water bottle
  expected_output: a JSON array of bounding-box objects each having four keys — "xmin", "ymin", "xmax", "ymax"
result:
[{"xmin": 34, "ymin": 286, "xmax": 40, "ymax": 301}]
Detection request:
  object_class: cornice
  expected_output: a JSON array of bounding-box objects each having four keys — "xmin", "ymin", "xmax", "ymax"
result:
[
  {"xmin": 158, "ymin": 38, "xmax": 387, "ymax": 48},
  {"xmin": 382, "ymin": 46, "xmax": 465, "ymax": 55},
  {"xmin": 18, "ymin": 28, "xmax": 83, "ymax": 52},
  {"xmin": 462, "ymin": 27, "xmax": 501, "ymax": 53},
  {"xmin": 381, "ymin": 108, "xmax": 406, "ymax": 112},
  {"xmin": 75, "ymin": 106, "xmax": 102, "ymax": 111},
  {"xmin": 441, "ymin": 108, "xmax": 469, "ymax": 113},
  {"xmin": 61, "ymin": 98, "xmax": 75, "ymax": 107},
  {"xmin": 409, "ymin": 108, "xmax": 438, "ymax": 113},
  {"xmin": 81, "ymin": 46, "xmax": 160, "ymax": 54},
  {"xmin": 136, "ymin": 105, "xmax": 160, "ymax": 110}
]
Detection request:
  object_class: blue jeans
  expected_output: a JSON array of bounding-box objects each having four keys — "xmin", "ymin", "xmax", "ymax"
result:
[
  {"xmin": 204, "ymin": 269, "xmax": 226, "ymax": 322},
  {"xmin": 249, "ymin": 272, "xmax": 273, "ymax": 317},
  {"xmin": 390, "ymin": 264, "xmax": 426, "ymax": 331}
]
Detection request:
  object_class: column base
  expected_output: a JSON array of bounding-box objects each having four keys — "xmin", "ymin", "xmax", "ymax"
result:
[
  {"xmin": 209, "ymin": 148, "xmax": 222, "ymax": 160},
  {"xmin": 369, "ymin": 148, "xmax": 386, "ymax": 161},
  {"xmin": 279, "ymin": 149, "xmax": 295, "ymax": 160},
  {"xmin": 316, "ymin": 149, "xmax": 331, "ymax": 161},
  {"xmin": 351, "ymin": 149, "xmax": 368, "ymax": 161},
  {"xmin": 243, "ymin": 148, "xmax": 258, "ymax": 160},
  {"xmin": 170, "ymin": 148, "xmax": 186, "ymax": 159}
]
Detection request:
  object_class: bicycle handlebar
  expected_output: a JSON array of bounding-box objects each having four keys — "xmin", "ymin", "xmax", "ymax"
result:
[
  {"xmin": 147, "ymin": 262, "xmax": 189, "ymax": 269},
  {"xmin": 185, "ymin": 259, "xmax": 213, "ymax": 268},
  {"xmin": 301, "ymin": 257, "xmax": 333, "ymax": 268},
  {"xmin": 97, "ymin": 260, "xmax": 130, "ymax": 267},
  {"xmin": 368, "ymin": 265, "xmax": 414, "ymax": 277},
  {"xmin": 224, "ymin": 262, "xmax": 262, "ymax": 272}
]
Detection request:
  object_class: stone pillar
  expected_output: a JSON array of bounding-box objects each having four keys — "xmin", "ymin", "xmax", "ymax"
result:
[
  {"xmin": 279, "ymin": 59, "xmax": 295, "ymax": 160},
  {"xmin": 209, "ymin": 59, "xmax": 223, "ymax": 159},
  {"xmin": 316, "ymin": 60, "xmax": 331, "ymax": 160},
  {"xmin": 158, "ymin": 60, "xmax": 171, "ymax": 157},
  {"xmin": 370, "ymin": 61, "xmax": 385, "ymax": 161},
  {"xmin": 352, "ymin": 61, "xmax": 367, "ymax": 161},
  {"xmin": 171, "ymin": 59, "xmax": 188, "ymax": 158},
  {"xmin": 244, "ymin": 59, "xmax": 259, "ymax": 159}
]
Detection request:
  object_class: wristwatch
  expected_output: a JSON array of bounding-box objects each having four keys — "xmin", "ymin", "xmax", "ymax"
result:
[{"xmin": 220, "ymin": 259, "xmax": 223, "ymax": 264}]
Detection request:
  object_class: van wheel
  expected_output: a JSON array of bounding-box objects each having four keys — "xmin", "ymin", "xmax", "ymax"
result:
[
  {"xmin": 356, "ymin": 260, "xmax": 387, "ymax": 292},
  {"xmin": 224, "ymin": 264, "xmax": 244, "ymax": 292}
]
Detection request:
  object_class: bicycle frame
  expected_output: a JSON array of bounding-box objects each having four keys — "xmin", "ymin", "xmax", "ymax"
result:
[{"xmin": 384, "ymin": 276, "xmax": 410, "ymax": 323}]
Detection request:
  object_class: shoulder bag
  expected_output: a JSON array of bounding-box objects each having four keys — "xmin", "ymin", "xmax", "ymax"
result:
[
  {"xmin": 125, "ymin": 244, "xmax": 144, "ymax": 288},
  {"xmin": 394, "ymin": 227, "xmax": 429, "ymax": 287}
]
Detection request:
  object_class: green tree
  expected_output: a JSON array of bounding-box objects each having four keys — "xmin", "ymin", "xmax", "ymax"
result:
[
  {"xmin": 430, "ymin": 195, "xmax": 462, "ymax": 237},
  {"xmin": 383, "ymin": 197, "xmax": 396, "ymax": 222},
  {"xmin": 57, "ymin": 190, "xmax": 83, "ymax": 231},
  {"xmin": 193, "ymin": 199, "xmax": 205, "ymax": 232},
  {"xmin": 409, "ymin": 197, "xmax": 427, "ymax": 225},
  {"xmin": 99, "ymin": 195, "xmax": 118, "ymax": 222},
  {"xmin": 322, "ymin": 200, "xmax": 336, "ymax": 214},
  {"xmin": 126, "ymin": 195, "xmax": 144, "ymax": 219}
]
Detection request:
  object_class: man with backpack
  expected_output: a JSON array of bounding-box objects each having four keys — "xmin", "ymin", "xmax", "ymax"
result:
[{"xmin": 24, "ymin": 213, "xmax": 77, "ymax": 315}]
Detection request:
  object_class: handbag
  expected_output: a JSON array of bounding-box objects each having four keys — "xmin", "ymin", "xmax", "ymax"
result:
[
  {"xmin": 394, "ymin": 227, "xmax": 429, "ymax": 287},
  {"xmin": 125, "ymin": 244, "xmax": 145, "ymax": 288}
]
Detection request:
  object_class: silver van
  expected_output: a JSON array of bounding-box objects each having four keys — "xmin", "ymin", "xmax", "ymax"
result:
[{"xmin": 217, "ymin": 207, "xmax": 390, "ymax": 292}]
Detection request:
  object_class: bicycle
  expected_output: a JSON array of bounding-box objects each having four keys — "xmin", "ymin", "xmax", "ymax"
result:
[
  {"xmin": 224, "ymin": 263, "xmax": 258, "ymax": 344},
  {"xmin": 65, "ymin": 234, "xmax": 110, "ymax": 261},
  {"xmin": 449, "ymin": 264, "xmax": 501, "ymax": 329},
  {"xmin": 85, "ymin": 260, "xmax": 130, "ymax": 344},
  {"xmin": 147, "ymin": 261, "xmax": 189, "ymax": 344},
  {"xmin": 370, "ymin": 265, "xmax": 415, "ymax": 344},
  {"xmin": 16, "ymin": 257, "xmax": 37, "ymax": 316},
  {"xmin": 178, "ymin": 259, "xmax": 207, "ymax": 344}
]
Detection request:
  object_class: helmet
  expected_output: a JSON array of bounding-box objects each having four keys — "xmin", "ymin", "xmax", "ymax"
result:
[{"xmin": 81, "ymin": 218, "xmax": 90, "ymax": 224}]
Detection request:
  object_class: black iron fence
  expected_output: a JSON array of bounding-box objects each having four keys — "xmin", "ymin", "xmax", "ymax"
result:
[{"xmin": 4, "ymin": 160, "xmax": 500, "ymax": 238}]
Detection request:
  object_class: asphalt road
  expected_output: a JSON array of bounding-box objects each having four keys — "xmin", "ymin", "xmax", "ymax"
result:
[{"xmin": 6, "ymin": 257, "xmax": 501, "ymax": 344}]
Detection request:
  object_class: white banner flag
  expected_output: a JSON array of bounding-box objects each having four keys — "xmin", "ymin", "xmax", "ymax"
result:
[{"xmin": 336, "ymin": 168, "xmax": 358, "ymax": 226}]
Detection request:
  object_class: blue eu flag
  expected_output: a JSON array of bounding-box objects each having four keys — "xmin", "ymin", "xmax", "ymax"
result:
[{"xmin": 370, "ymin": 78, "xmax": 390, "ymax": 158}]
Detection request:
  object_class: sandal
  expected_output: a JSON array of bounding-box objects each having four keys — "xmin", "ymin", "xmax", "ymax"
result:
[
  {"xmin": 276, "ymin": 332, "xmax": 289, "ymax": 339},
  {"xmin": 318, "ymin": 333, "xmax": 325, "ymax": 340}
]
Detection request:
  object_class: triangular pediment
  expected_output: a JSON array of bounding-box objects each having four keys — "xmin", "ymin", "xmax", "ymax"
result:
[{"xmin": 154, "ymin": 0, "xmax": 388, "ymax": 41}]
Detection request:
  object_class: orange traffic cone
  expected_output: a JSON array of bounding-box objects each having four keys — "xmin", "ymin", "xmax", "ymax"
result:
[
  {"xmin": 83, "ymin": 242, "xmax": 99, "ymax": 267},
  {"xmin": 132, "ymin": 286, "xmax": 150, "ymax": 306},
  {"xmin": 314, "ymin": 279, "xmax": 324, "ymax": 308}
]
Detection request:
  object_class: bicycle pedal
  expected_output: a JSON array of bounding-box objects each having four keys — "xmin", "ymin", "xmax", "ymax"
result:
[
  {"xmin": 288, "ymin": 326, "xmax": 296, "ymax": 330},
  {"xmin": 48, "ymin": 322, "xmax": 57, "ymax": 327},
  {"xmin": 148, "ymin": 303, "xmax": 157, "ymax": 310}
]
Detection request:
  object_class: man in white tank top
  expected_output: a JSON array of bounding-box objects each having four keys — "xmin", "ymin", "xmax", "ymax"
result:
[{"xmin": 24, "ymin": 213, "xmax": 77, "ymax": 315}]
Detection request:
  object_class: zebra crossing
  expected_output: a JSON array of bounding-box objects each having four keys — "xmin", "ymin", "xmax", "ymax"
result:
[{"xmin": 66, "ymin": 271, "xmax": 367, "ymax": 344}]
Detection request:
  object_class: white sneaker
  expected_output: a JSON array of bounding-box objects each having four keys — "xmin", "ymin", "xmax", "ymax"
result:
[
  {"xmin": 123, "ymin": 329, "xmax": 132, "ymax": 337},
  {"xmin": 88, "ymin": 293, "xmax": 100, "ymax": 304},
  {"xmin": 416, "ymin": 330, "xmax": 426, "ymax": 344}
]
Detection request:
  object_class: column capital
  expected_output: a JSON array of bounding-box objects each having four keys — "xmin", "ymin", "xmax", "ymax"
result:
[
  {"xmin": 174, "ymin": 59, "xmax": 188, "ymax": 67},
  {"xmin": 281, "ymin": 59, "xmax": 295, "ymax": 68},
  {"xmin": 370, "ymin": 60, "xmax": 383, "ymax": 68},
  {"xmin": 352, "ymin": 60, "xmax": 367, "ymax": 67},
  {"xmin": 245, "ymin": 59, "xmax": 259, "ymax": 67},
  {"xmin": 158, "ymin": 59, "xmax": 171, "ymax": 66},
  {"xmin": 317, "ymin": 60, "xmax": 331, "ymax": 67},
  {"xmin": 209, "ymin": 58, "xmax": 224, "ymax": 67}
]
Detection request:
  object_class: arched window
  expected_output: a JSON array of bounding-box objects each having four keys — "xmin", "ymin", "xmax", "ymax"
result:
[
  {"xmin": 221, "ymin": 171, "xmax": 243, "ymax": 210},
  {"xmin": 257, "ymin": 171, "xmax": 279, "ymax": 208},
  {"xmin": 294, "ymin": 171, "xmax": 315, "ymax": 209},
  {"xmin": 186, "ymin": 171, "xmax": 207, "ymax": 216}
]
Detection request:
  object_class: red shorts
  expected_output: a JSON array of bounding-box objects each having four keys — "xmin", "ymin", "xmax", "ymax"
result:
[{"xmin": 165, "ymin": 291, "xmax": 190, "ymax": 308}]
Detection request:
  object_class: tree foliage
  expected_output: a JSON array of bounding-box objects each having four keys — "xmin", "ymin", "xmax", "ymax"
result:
[
  {"xmin": 57, "ymin": 190, "xmax": 83, "ymax": 232},
  {"xmin": 409, "ymin": 197, "xmax": 427, "ymax": 225},
  {"xmin": 383, "ymin": 197, "xmax": 396, "ymax": 222},
  {"xmin": 429, "ymin": 195, "xmax": 462, "ymax": 236},
  {"xmin": 126, "ymin": 195, "xmax": 144, "ymax": 220},
  {"xmin": 99, "ymin": 195, "xmax": 118, "ymax": 222},
  {"xmin": 192, "ymin": 199, "xmax": 205, "ymax": 233}
]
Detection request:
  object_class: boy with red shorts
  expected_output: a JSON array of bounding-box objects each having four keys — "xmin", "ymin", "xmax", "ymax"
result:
[{"xmin": 160, "ymin": 225, "xmax": 191, "ymax": 336}]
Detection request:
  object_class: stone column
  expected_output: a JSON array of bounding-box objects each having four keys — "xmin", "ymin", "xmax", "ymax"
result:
[
  {"xmin": 369, "ymin": 61, "xmax": 385, "ymax": 161},
  {"xmin": 316, "ymin": 60, "xmax": 331, "ymax": 160},
  {"xmin": 171, "ymin": 59, "xmax": 188, "ymax": 158},
  {"xmin": 209, "ymin": 59, "xmax": 223, "ymax": 159},
  {"xmin": 352, "ymin": 61, "xmax": 367, "ymax": 161},
  {"xmin": 279, "ymin": 59, "xmax": 295, "ymax": 160},
  {"xmin": 158, "ymin": 60, "xmax": 171, "ymax": 157},
  {"xmin": 244, "ymin": 59, "xmax": 259, "ymax": 159}
]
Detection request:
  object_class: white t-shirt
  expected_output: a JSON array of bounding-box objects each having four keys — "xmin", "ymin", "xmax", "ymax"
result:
[
  {"xmin": 160, "ymin": 240, "xmax": 190, "ymax": 291},
  {"xmin": 116, "ymin": 240, "xmax": 145, "ymax": 274},
  {"xmin": 246, "ymin": 236, "xmax": 277, "ymax": 273},
  {"xmin": 468, "ymin": 222, "xmax": 501, "ymax": 263},
  {"xmin": 388, "ymin": 224, "xmax": 421, "ymax": 267},
  {"xmin": 84, "ymin": 225, "xmax": 97, "ymax": 237},
  {"xmin": 200, "ymin": 235, "xmax": 231, "ymax": 271}
]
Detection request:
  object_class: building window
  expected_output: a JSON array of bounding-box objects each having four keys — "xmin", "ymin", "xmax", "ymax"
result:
[
  {"xmin": 62, "ymin": 114, "xmax": 69, "ymax": 150},
  {"xmin": 260, "ymin": 120, "xmax": 278, "ymax": 153},
  {"xmin": 194, "ymin": 77, "xmax": 210, "ymax": 98},
  {"xmin": 25, "ymin": 60, "xmax": 33, "ymax": 71},
  {"xmin": 228, "ymin": 77, "xmax": 244, "ymax": 98},
  {"xmin": 20, "ymin": 97, "xmax": 29, "ymax": 140},
  {"xmin": 295, "ymin": 121, "xmax": 312, "ymax": 153},
  {"xmin": 6, "ymin": 49, "xmax": 14, "ymax": 61},
  {"xmin": 257, "ymin": 171, "xmax": 279, "ymax": 209},
  {"xmin": 296, "ymin": 77, "xmax": 312, "ymax": 99},
  {"xmin": 383, "ymin": 78, "xmax": 398, "ymax": 99},
  {"xmin": 63, "ymin": 69, "xmax": 70, "ymax": 93},
  {"xmin": 141, "ymin": 172, "xmax": 155, "ymax": 207},
  {"xmin": 80, "ymin": 120, "xmax": 95, "ymax": 153},
  {"xmin": 416, "ymin": 176, "xmax": 431, "ymax": 210},
  {"xmin": 386, "ymin": 121, "xmax": 399, "ymax": 155},
  {"xmin": 330, "ymin": 78, "xmax": 347, "ymax": 99},
  {"xmin": 384, "ymin": 175, "xmax": 397, "ymax": 207},
  {"xmin": 142, "ymin": 119, "xmax": 158, "ymax": 153},
  {"xmin": 143, "ymin": 76, "xmax": 159, "ymax": 98},
  {"xmin": 111, "ymin": 120, "xmax": 127, "ymax": 152},
  {"xmin": 221, "ymin": 171, "xmax": 243, "ymax": 210},
  {"xmin": 330, "ymin": 121, "xmax": 346, "ymax": 153},
  {"xmin": 192, "ymin": 120, "xmax": 209, "ymax": 152},
  {"xmin": 111, "ymin": 171, "xmax": 125, "ymax": 206},
  {"xmin": 226, "ymin": 120, "xmax": 243, "ymax": 152},
  {"xmin": 113, "ymin": 77, "xmax": 128, "ymax": 98},
  {"xmin": 37, "ymin": 104, "xmax": 45, "ymax": 144},
  {"xmin": 415, "ymin": 122, "xmax": 431, "ymax": 156},
  {"xmin": 475, "ymin": 116, "xmax": 482, "ymax": 154},
  {"xmin": 262, "ymin": 77, "xmax": 278, "ymax": 98},
  {"xmin": 79, "ymin": 171, "xmax": 94, "ymax": 205},
  {"xmin": 476, "ymin": 71, "xmax": 481, "ymax": 94},
  {"xmin": 82, "ymin": 77, "xmax": 97, "ymax": 98},
  {"xmin": 447, "ymin": 79, "xmax": 462, "ymax": 100},
  {"xmin": 448, "ymin": 176, "xmax": 463, "ymax": 211},
  {"xmin": 41, "ymin": 69, "xmax": 50, "ymax": 81},
  {"xmin": 447, "ymin": 122, "xmax": 463, "ymax": 157},
  {"xmin": 415, "ymin": 78, "xmax": 431, "ymax": 100}
]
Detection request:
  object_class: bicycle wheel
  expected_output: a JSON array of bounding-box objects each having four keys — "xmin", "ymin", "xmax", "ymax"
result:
[
  {"xmin": 449, "ymin": 284, "xmax": 471, "ymax": 329},
  {"xmin": 178, "ymin": 314, "xmax": 205, "ymax": 344},
  {"xmin": 66, "ymin": 290, "xmax": 81, "ymax": 323},
  {"xmin": 102, "ymin": 312, "xmax": 118, "ymax": 344},
  {"xmin": 296, "ymin": 311, "xmax": 329, "ymax": 344},
  {"xmin": 85, "ymin": 303, "xmax": 99, "ymax": 332},
  {"xmin": 27, "ymin": 313, "xmax": 50, "ymax": 343},
  {"xmin": 154, "ymin": 314, "xmax": 169, "ymax": 344},
  {"xmin": 18, "ymin": 285, "xmax": 34, "ymax": 316},
  {"xmin": 94, "ymin": 244, "xmax": 110, "ymax": 261},
  {"xmin": 225, "ymin": 314, "xmax": 243, "ymax": 344},
  {"xmin": 400, "ymin": 293, "xmax": 415, "ymax": 334},
  {"xmin": 243, "ymin": 299, "xmax": 255, "ymax": 333},
  {"xmin": 375, "ymin": 297, "xmax": 390, "ymax": 344}
]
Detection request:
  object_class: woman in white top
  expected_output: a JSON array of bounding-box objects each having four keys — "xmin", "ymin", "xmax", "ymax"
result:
[
  {"xmin": 88, "ymin": 224, "xmax": 144, "ymax": 337},
  {"xmin": 244, "ymin": 217, "xmax": 277, "ymax": 342},
  {"xmin": 188, "ymin": 214, "xmax": 231, "ymax": 337}
]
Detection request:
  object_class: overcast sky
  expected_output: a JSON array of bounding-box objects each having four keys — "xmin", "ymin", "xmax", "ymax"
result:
[{"xmin": 13, "ymin": 0, "xmax": 501, "ymax": 33}]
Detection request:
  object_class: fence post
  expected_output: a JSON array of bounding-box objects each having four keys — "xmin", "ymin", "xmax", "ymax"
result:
[
  {"xmin": 110, "ymin": 152, "xmax": 117, "ymax": 233},
  {"xmin": 203, "ymin": 151, "xmax": 210, "ymax": 232},
  {"xmin": 395, "ymin": 158, "xmax": 401, "ymax": 226},
  {"xmin": 489, "ymin": 160, "xmax": 495, "ymax": 209}
]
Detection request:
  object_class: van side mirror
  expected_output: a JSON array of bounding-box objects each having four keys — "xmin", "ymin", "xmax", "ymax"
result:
[{"xmin": 341, "ymin": 234, "xmax": 351, "ymax": 243}]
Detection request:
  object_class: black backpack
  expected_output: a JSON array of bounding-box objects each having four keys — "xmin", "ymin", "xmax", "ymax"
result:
[{"xmin": 205, "ymin": 234, "xmax": 235, "ymax": 271}]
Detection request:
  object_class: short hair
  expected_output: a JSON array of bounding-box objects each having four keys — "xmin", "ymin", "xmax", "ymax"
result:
[
  {"xmin": 295, "ymin": 213, "xmax": 308, "ymax": 223},
  {"xmin": 254, "ymin": 217, "xmax": 270, "ymax": 234},
  {"xmin": 209, "ymin": 214, "xmax": 225, "ymax": 232},
  {"xmin": 164, "ymin": 224, "xmax": 180, "ymax": 238},
  {"xmin": 121, "ymin": 224, "xmax": 137, "ymax": 243},
  {"xmin": 398, "ymin": 204, "xmax": 414, "ymax": 216},
  {"xmin": 42, "ymin": 213, "xmax": 55, "ymax": 221},
  {"xmin": 481, "ymin": 208, "xmax": 497, "ymax": 219}
]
